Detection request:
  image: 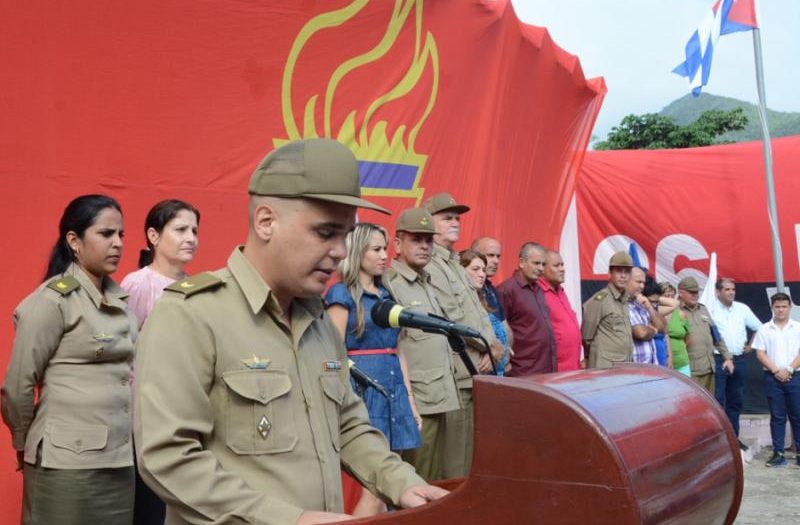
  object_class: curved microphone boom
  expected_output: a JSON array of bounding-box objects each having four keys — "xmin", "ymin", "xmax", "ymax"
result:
[{"xmin": 371, "ymin": 299, "xmax": 481, "ymax": 338}]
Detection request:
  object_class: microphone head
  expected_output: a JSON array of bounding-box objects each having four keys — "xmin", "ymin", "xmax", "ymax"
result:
[{"xmin": 371, "ymin": 299, "xmax": 398, "ymax": 328}]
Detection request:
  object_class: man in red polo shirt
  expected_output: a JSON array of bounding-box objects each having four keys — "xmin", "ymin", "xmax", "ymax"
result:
[{"xmin": 539, "ymin": 250, "xmax": 582, "ymax": 371}]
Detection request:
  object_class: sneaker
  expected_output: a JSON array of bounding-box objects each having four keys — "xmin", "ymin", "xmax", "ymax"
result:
[{"xmin": 766, "ymin": 451, "xmax": 787, "ymax": 467}]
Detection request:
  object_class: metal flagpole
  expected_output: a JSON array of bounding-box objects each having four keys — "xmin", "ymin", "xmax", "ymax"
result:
[{"xmin": 751, "ymin": 25, "xmax": 784, "ymax": 292}]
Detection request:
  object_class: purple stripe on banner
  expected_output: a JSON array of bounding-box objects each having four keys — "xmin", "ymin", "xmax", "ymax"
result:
[{"xmin": 358, "ymin": 161, "xmax": 418, "ymax": 190}]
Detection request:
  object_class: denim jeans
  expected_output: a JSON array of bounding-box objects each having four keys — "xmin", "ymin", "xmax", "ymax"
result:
[
  {"xmin": 763, "ymin": 371, "xmax": 800, "ymax": 453},
  {"xmin": 714, "ymin": 354, "xmax": 746, "ymax": 435}
]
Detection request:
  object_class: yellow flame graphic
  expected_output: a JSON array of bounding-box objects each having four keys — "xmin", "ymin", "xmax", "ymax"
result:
[{"xmin": 275, "ymin": 0, "xmax": 439, "ymax": 200}]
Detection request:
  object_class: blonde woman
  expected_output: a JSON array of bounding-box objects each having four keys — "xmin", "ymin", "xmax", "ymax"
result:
[{"xmin": 325, "ymin": 223, "xmax": 421, "ymax": 515}]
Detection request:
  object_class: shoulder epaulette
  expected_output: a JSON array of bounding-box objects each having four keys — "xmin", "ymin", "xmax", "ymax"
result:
[
  {"xmin": 594, "ymin": 291, "xmax": 607, "ymax": 301},
  {"xmin": 165, "ymin": 272, "xmax": 223, "ymax": 297},
  {"xmin": 46, "ymin": 275, "xmax": 81, "ymax": 296}
]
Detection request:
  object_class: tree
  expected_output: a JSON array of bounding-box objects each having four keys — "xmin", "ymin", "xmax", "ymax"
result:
[{"xmin": 594, "ymin": 108, "xmax": 748, "ymax": 150}]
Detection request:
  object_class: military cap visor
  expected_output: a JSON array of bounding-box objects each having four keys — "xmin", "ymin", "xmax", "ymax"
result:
[
  {"xmin": 249, "ymin": 139, "xmax": 389, "ymax": 215},
  {"xmin": 678, "ymin": 277, "xmax": 700, "ymax": 292},
  {"xmin": 608, "ymin": 251, "xmax": 634, "ymax": 269},
  {"xmin": 423, "ymin": 192, "xmax": 471, "ymax": 215},
  {"xmin": 396, "ymin": 208, "xmax": 436, "ymax": 234}
]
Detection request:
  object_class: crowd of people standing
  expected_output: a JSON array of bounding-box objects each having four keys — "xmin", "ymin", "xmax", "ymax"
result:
[{"xmin": 1, "ymin": 137, "xmax": 798, "ymax": 525}]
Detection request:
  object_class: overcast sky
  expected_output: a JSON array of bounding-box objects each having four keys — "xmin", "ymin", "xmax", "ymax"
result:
[{"xmin": 511, "ymin": 0, "xmax": 800, "ymax": 139}]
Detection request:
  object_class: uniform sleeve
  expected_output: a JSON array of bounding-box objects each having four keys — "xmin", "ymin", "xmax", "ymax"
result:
[
  {"xmin": 751, "ymin": 325, "xmax": 767, "ymax": 352},
  {"xmin": 581, "ymin": 297, "xmax": 602, "ymax": 342},
  {"xmin": 1, "ymin": 292, "xmax": 64, "ymax": 450},
  {"xmin": 323, "ymin": 283, "xmax": 352, "ymax": 310},
  {"xmin": 135, "ymin": 296, "xmax": 305, "ymax": 525}
]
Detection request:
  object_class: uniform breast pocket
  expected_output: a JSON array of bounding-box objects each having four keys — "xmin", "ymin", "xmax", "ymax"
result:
[
  {"xmin": 319, "ymin": 375, "xmax": 345, "ymax": 452},
  {"xmin": 408, "ymin": 368, "xmax": 446, "ymax": 407},
  {"xmin": 434, "ymin": 291, "xmax": 465, "ymax": 322},
  {"xmin": 222, "ymin": 370, "xmax": 297, "ymax": 455}
]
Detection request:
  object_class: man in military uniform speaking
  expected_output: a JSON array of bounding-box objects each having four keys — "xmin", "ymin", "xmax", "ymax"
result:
[{"xmin": 134, "ymin": 139, "xmax": 446, "ymax": 525}]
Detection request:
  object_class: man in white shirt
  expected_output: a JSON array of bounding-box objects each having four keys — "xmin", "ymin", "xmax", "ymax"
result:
[
  {"xmin": 709, "ymin": 278, "xmax": 762, "ymax": 441},
  {"xmin": 751, "ymin": 292, "xmax": 800, "ymax": 467}
]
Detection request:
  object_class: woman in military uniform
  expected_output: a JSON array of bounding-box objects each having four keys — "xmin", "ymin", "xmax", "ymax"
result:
[
  {"xmin": 1, "ymin": 194, "xmax": 137, "ymax": 525},
  {"xmin": 325, "ymin": 222, "xmax": 422, "ymax": 516}
]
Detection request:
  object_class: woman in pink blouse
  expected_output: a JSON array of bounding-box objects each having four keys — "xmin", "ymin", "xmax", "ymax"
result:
[
  {"xmin": 120, "ymin": 198, "xmax": 199, "ymax": 524},
  {"xmin": 121, "ymin": 199, "xmax": 200, "ymax": 328}
]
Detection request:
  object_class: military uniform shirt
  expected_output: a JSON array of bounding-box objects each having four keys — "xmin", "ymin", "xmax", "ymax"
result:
[
  {"xmin": 427, "ymin": 243, "xmax": 497, "ymax": 387},
  {"xmin": 1, "ymin": 263, "xmax": 136, "ymax": 469},
  {"xmin": 383, "ymin": 260, "xmax": 460, "ymax": 416},
  {"xmin": 682, "ymin": 302, "xmax": 731, "ymax": 376},
  {"xmin": 135, "ymin": 248, "xmax": 423, "ymax": 525},
  {"xmin": 581, "ymin": 284, "xmax": 633, "ymax": 369}
]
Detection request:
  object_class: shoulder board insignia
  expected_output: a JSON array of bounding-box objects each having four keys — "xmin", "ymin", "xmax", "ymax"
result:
[
  {"xmin": 594, "ymin": 292, "xmax": 607, "ymax": 301},
  {"xmin": 46, "ymin": 275, "xmax": 80, "ymax": 296},
  {"xmin": 165, "ymin": 272, "xmax": 223, "ymax": 297}
]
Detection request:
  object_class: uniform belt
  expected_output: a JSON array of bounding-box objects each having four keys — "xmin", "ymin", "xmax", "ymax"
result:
[{"xmin": 347, "ymin": 348, "xmax": 397, "ymax": 356}]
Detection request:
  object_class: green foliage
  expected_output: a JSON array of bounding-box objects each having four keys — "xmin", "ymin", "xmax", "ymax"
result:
[
  {"xmin": 662, "ymin": 93, "xmax": 800, "ymax": 142},
  {"xmin": 595, "ymin": 108, "xmax": 748, "ymax": 150}
]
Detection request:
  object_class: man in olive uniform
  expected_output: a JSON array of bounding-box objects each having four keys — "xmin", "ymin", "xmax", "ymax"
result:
[
  {"xmin": 382, "ymin": 207, "xmax": 461, "ymax": 481},
  {"xmin": 582, "ymin": 251, "xmax": 634, "ymax": 369},
  {"xmin": 421, "ymin": 192, "xmax": 502, "ymax": 478},
  {"xmin": 134, "ymin": 139, "xmax": 445, "ymax": 525},
  {"xmin": 678, "ymin": 276, "xmax": 734, "ymax": 393}
]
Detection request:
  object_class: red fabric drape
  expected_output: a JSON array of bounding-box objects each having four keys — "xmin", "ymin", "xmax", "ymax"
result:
[{"xmin": 0, "ymin": 1, "xmax": 603, "ymax": 518}]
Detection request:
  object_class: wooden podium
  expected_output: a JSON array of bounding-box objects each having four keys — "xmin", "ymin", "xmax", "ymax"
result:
[{"xmin": 354, "ymin": 365, "xmax": 742, "ymax": 524}]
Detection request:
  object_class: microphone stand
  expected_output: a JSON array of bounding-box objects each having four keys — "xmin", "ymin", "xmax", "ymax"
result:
[
  {"xmin": 436, "ymin": 330, "xmax": 479, "ymax": 376},
  {"xmin": 351, "ymin": 370, "xmax": 393, "ymax": 447}
]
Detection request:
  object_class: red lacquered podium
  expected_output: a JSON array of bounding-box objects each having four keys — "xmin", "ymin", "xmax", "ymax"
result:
[{"xmin": 354, "ymin": 365, "xmax": 743, "ymax": 525}]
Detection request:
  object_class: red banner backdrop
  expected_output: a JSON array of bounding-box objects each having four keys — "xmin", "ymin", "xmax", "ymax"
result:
[
  {"xmin": 0, "ymin": 0, "xmax": 603, "ymax": 516},
  {"xmin": 577, "ymin": 135, "xmax": 800, "ymax": 287}
]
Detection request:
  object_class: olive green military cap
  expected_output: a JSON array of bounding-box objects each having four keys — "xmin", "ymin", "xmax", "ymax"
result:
[
  {"xmin": 248, "ymin": 139, "xmax": 389, "ymax": 214},
  {"xmin": 396, "ymin": 208, "xmax": 436, "ymax": 234},
  {"xmin": 678, "ymin": 276, "xmax": 700, "ymax": 292},
  {"xmin": 422, "ymin": 192, "xmax": 470, "ymax": 215},
  {"xmin": 608, "ymin": 251, "xmax": 634, "ymax": 269}
]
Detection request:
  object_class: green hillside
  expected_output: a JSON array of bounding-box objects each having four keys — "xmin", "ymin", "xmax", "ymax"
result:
[{"xmin": 660, "ymin": 93, "xmax": 800, "ymax": 142}]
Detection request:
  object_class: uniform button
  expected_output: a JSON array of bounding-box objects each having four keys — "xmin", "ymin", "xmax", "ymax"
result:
[
  {"xmin": 75, "ymin": 439, "xmax": 83, "ymax": 448},
  {"xmin": 259, "ymin": 392, "xmax": 267, "ymax": 400},
  {"xmin": 123, "ymin": 406, "xmax": 130, "ymax": 413},
  {"xmin": 120, "ymin": 379, "xmax": 128, "ymax": 386},
  {"xmin": 124, "ymin": 437, "xmax": 129, "ymax": 444}
]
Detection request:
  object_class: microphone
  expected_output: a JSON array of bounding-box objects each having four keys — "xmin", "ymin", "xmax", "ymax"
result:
[
  {"xmin": 371, "ymin": 299, "xmax": 481, "ymax": 338},
  {"xmin": 347, "ymin": 359, "xmax": 388, "ymax": 397}
]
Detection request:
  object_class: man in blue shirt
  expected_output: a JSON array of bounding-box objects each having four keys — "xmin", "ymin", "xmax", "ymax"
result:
[{"xmin": 709, "ymin": 278, "xmax": 762, "ymax": 441}]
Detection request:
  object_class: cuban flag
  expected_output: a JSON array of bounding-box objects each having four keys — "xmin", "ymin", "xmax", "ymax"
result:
[{"xmin": 673, "ymin": 0, "xmax": 759, "ymax": 96}]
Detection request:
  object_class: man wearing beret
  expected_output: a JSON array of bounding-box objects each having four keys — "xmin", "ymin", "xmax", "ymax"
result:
[
  {"xmin": 421, "ymin": 192, "xmax": 503, "ymax": 478},
  {"xmin": 134, "ymin": 139, "xmax": 446, "ymax": 525},
  {"xmin": 582, "ymin": 251, "xmax": 634, "ymax": 368},
  {"xmin": 382, "ymin": 208, "xmax": 461, "ymax": 481},
  {"xmin": 678, "ymin": 276, "xmax": 734, "ymax": 394}
]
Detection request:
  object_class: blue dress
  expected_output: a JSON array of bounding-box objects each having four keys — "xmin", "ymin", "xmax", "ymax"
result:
[
  {"xmin": 325, "ymin": 282, "xmax": 421, "ymax": 451},
  {"xmin": 488, "ymin": 311, "xmax": 510, "ymax": 376}
]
